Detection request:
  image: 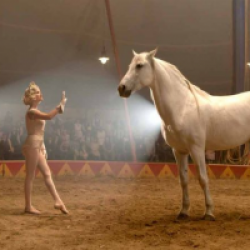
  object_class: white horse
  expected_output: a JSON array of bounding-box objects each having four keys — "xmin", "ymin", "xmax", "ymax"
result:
[{"xmin": 118, "ymin": 49, "xmax": 250, "ymax": 221}]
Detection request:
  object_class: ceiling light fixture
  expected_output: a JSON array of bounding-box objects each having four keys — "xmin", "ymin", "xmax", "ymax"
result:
[
  {"xmin": 99, "ymin": 1, "xmax": 109, "ymax": 65},
  {"xmin": 99, "ymin": 45, "xmax": 109, "ymax": 64}
]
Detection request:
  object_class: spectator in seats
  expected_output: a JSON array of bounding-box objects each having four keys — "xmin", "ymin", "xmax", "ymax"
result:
[
  {"xmin": 104, "ymin": 120, "xmax": 113, "ymax": 137},
  {"xmin": 0, "ymin": 134, "xmax": 5, "ymax": 160},
  {"xmin": 96, "ymin": 124, "xmax": 106, "ymax": 157},
  {"xmin": 53, "ymin": 128, "xmax": 61, "ymax": 159},
  {"xmin": 85, "ymin": 121, "xmax": 93, "ymax": 142},
  {"xmin": 92, "ymin": 112, "xmax": 101, "ymax": 130},
  {"xmin": 81, "ymin": 117, "xmax": 87, "ymax": 133},
  {"xmin": 112, "ymin": 120, "xmax": 126, "ymax": 160},
  {"xmin": 45, "ymin": 136, "xmax": 55, "ymax": 160},
  {"xmin": 135, "ymin": 134, "xmax": 147, "ymax": 162},
  {"xmin": 10, "ymin": 128, "xmax": 21, "ymax": 159},
  {"xmin": 55, "ymin": 116, "xmax": 63, "ymax": 131},
  {"xmin": 69, "ymin": 136, "xmax": 80, "ymax": 159},
  {"xmin": 19, "ymin": 127, "xmax": 27, "ymax": 146},
  {"xmin": 74, "ymin": 119, "xmax": 83, "ymax": 140},
  {"xmin": 59, "ymin": 129, "xmax": 70, "ymax": 159},
  {"xmin": 122, "ymin": 135, "xmax": 132, "ymax": 161},
  {"xmin": 61, "ymin": 128, "xmax": 70, "ymax": 142},
  {"xmin": 16, "ymin": 120, "xmax": 25, "ymax": 139},
  {"xmin": 1, "ymin": 132, "xmax": 14, "ymax": 160},
  {"xmin": 75, "ymin": 141, "xmax": 88, "ymax": 160},
  {"xmin": 113, "ymin": 135, "xmax": 123, "ymax": 161},
  {"xmin": 59, "ymin": 139, "xmax": 70, "ymax": 159},
  {"xmin": 64, "ymin": 117, "xmax": 74, "ymax": 133},
  {"xmin": 3, "ymin": 111, "xmax": 13, "ymax": 132},
  {"xmin": 153, "ymin": 138, "xmax": 161, "ymax": 162},
  {"xmin": 205, "ymin": 150, "xmax": 215, "ymax": 164},
  {"xmin": 88, "ymin": 136, "xmax": 102, "ymax": 160},
  {"xmin": 144, "ymin": 135, "xmax": 156, "ymax": 162},
  {"xmin": 103, "ymin": 135, "xmax": 115, "ymax": 161}
]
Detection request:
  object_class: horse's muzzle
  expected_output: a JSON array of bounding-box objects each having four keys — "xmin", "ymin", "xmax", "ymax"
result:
[{"xmin": 118, "ymin": 85, "xmax": 131, "ymax": 98}]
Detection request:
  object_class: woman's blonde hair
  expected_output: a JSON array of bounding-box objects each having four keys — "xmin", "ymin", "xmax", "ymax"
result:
[{"xmin": 23, "ymin": 81, "xmax": 40, "ymax": 105}]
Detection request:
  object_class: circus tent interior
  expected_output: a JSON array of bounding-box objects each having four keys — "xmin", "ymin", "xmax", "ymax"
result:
[
  {"xmin": 1, "ymin": 0, "xmax": 249, "ymax": 108},
  {"xmin": 1, "ymin": 1, "xmax": 250, "ymax": 250}
]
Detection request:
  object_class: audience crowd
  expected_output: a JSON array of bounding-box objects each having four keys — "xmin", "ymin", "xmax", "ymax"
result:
[{"xmin": 0, "ymin": 110, "xmax": 176, "ymax": 162}]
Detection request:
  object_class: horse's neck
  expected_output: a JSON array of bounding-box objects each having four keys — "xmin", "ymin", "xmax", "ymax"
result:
[{"xmin": 150, "ymin": 60, "xmax": 192, "ymax": 130}]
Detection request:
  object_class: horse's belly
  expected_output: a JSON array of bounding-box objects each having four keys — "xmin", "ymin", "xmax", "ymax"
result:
[
  {"xmin": 206, "ymin": 128, "xmax": 250, "ymax": 150},
  {"xmin": 207, "ymin": 100, "xmax": 250, "ymax": 150}
]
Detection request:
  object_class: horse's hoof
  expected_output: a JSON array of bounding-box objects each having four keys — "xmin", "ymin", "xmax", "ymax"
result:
[
  {"xmin": 203, "ymin": 214, "xmax": 215, "ymax": 221},
  {"xmin": 176, "ymin": 213, "xmax": 189, "ymax": 221}
]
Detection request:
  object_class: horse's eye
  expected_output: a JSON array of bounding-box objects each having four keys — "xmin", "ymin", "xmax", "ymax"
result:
[{"xmin": 136, "ymin": 64, "xmax": 143, "ymax": 69}]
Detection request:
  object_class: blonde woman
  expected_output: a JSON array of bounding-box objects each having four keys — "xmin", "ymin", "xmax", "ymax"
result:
[{"xmin": 22, "ymin": 82, "xmax": 68, "ymax": 215}]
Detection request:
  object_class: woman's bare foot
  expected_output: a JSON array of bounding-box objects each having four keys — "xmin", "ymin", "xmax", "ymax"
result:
[
  {"xmin": 24, "ymin": 206, "xmax": 41, "ymax": 215},
  {"xmin": 54, "ymin": 203, "xmax": 69, "ymax": 214}
]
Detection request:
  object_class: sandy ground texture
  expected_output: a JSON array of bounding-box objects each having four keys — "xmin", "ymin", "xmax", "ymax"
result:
[{"xmin": 1, "ymin": 176, "xmax": 250, "ymax": 250}]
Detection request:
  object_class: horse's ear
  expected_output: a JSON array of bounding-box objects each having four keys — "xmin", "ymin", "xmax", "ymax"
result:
[
  {"xmin": 132, "ymin": 50, "xmax": 138, "ymax": 56},
  {"xmin": 147, "ymin": 48, "xmax": 158, "ymax": 59}
]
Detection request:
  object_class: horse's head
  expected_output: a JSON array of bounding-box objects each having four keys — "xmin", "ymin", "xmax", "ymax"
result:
[{"xmin": 118, "ymin": 49, "xmax": 157, "ymax": 98}]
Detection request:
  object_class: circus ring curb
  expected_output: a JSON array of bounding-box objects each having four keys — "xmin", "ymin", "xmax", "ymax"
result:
[{"xmin": 1, "ymin": 161, "xmax": 250, "ymax": 179}]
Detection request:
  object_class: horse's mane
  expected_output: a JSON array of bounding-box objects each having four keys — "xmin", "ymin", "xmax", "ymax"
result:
[{"xmin": 156, "ymin": 59, "xmax": 210, "ymax": 99}]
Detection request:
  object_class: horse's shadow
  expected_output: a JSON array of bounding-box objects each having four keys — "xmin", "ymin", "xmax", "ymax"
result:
[
  {"xmin": 119, "ymin": 212, "xmax": 250, "ymax": 229},
  {"xmin": 214, "ymin": 212, "xmax": 250, "ymax": 221}
]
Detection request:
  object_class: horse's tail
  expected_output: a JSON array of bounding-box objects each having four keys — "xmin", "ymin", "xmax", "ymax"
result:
[{"xmin": 226, "ymin": 142, "xmax": 250, "ymax": 165}]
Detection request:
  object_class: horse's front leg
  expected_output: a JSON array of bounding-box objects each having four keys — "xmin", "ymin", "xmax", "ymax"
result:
[
  {"xmin": 173, "ymin": 149, "xmax": 190, "ymax": 220},
  {"xmin": 190, "ymin": 146, "xmax": 215, "ymax": 220}
]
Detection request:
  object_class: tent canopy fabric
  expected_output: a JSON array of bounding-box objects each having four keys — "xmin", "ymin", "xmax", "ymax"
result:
[{"xmin": 0, "ymin": 0, "xmax": 249, "ymax": 108}]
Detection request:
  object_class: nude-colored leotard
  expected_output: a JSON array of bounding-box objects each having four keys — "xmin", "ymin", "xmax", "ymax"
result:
[{"xmin": 22, "ymin": 109, "xmax": 47, "ymax": 157}]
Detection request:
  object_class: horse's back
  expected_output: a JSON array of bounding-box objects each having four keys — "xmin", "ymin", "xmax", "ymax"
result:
[
  {"xmin": 204, "ymin": 91, "xmax": 250, "ymax": 150},
  {"xmin": 210, "ymin": 91, "xmax": 250, "ymax": 105}
]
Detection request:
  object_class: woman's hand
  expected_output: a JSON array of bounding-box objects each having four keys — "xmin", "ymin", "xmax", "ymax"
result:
[{"xmin": 59, "ymin": 91, "xmax": 67, "ymax": 114}]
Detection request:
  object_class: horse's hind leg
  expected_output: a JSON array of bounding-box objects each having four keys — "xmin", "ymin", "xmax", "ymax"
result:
[
  {"xmin": 173, "ymin": 149, "xmax": 190, "ymax": 220},
  {"xmin": 190, "ymin": 146, "xmax": 215, "ymax": 221}
]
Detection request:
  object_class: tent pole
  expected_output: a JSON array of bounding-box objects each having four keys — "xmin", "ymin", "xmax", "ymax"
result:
[{"xmin": 104, "ymin": 0, "xmax": 137, "ymax": 162}]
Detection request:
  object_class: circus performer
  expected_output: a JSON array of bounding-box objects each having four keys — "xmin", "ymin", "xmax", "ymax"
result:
[{"xmin": 22, "ymin": 82, "xmax": 68, "ymax": 215}]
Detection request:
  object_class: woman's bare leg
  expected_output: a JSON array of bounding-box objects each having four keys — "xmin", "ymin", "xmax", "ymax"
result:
[
  {"xmin": 24, "ymin": 147, "xmax": 41, "ymax": 214},
  {"xmin": 37, "ymin": 151, "xmax": 69, "ymax": 214}
]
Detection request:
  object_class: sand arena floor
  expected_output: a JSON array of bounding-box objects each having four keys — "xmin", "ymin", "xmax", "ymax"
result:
[{"xmin": 1, "ymin": 177, "xmax": 250, "ymax": 250}]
